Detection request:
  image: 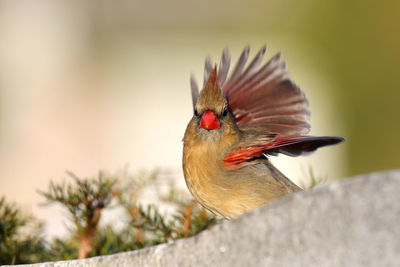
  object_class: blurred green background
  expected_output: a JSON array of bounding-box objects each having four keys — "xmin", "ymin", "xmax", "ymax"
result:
[{"xmin": 0, "ymin": 0, "xmax": 399, "ymax": 237}]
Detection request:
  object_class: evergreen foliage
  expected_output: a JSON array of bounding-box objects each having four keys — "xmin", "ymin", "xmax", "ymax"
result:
[
  {"xmin": 0, "ymin": 197, "xmax": 50, "ymax": 264},
  {"xmin": 0, "ymin": 169, "xmax": 219, "ymax": 264}
]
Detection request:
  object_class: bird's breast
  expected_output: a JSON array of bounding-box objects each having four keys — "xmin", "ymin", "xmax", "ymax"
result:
[
  {"xmin": 182, "ymin": 138, "xmax": 266, "ymax": 218},
  {"xmin": 182, "ymin": 137, "xmax": 235, "ymax": 216},
  {"xmin": 182, "ymin": 120, "xmax": 274, "ymax": 218}
]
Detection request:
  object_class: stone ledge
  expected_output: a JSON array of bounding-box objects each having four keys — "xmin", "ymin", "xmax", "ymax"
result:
[{"xmin": 4, "ymin": 170, "xmax": 400, "ymax": 267}]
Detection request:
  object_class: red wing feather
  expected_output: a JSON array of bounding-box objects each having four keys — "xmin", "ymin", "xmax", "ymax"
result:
[
  {"xmin": 222, "ymin": 46, "xmax": 310, "ymax": 135},
  {"xmin": 224, "ymin": 135, "xmax": 344, "ymax": 169}
]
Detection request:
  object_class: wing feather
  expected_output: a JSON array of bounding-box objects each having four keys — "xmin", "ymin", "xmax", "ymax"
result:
[
  {"xmin": 222, "ymin": 46, "xmax": 310, "ymax": 135},
  {"xmin": 190, "ymin": 74, "xmax": 199, "ymax": 110},
  {"xmin": 223, "ymin": 45, "xmax": 250, "ymax": 92},
  {"xmin": 224, "ymin": 135, "xmax": 344, "ymax": 169},
  {"xmin": 203, "ymin": 57, "xmax": 213, "ymax": 87},
  {"xmin": 218, "ymin": 47, "xmax": 231, "ymax": 87}
]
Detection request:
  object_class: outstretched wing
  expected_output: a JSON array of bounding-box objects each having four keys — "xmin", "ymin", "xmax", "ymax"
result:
[
  {"xmin": 190, "ymin": 46, "xmax": 310, "ymax": 135},
  {"xmin": 223, "ymin": 46, "xmax": 310, "ymax": 135},
  {"xmin": 224, "ymin": 135, "xmax": 344, "ymax": 169}
]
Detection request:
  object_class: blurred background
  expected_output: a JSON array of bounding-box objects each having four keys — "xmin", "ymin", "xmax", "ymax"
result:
[{"xmin": 0, "ymin": 0, "xmax": 399, "ymax": 238}]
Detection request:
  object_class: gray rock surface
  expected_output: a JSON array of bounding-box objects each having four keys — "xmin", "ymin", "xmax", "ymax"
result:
[{"xmin": 4, "ymin": 170, "xmax": 400, "ymax": 267}]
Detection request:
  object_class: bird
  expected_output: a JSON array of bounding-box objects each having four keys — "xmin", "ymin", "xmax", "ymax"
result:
[{"xmin": 182, "ymin": 45, "xmax": 344, "ymax": 219}]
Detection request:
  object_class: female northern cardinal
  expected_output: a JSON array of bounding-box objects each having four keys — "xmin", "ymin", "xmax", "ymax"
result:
[{"xmin": 183, "ymin": 46, "xmax": 344, "ymax": 219}]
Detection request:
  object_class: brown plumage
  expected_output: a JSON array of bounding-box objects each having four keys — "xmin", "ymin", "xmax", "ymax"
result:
[{"xmin": 182, "ymin": 46, "xmax": 344, "ymax": 219}]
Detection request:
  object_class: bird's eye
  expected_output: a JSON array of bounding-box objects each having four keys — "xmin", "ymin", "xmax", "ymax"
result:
[
  {"xmin": 222, "ymin": 108, "xmax": 228, "ymax": 117},
  {"xmin": 194, "ymin": 109, "xmax": 199, "ymax": 117}
]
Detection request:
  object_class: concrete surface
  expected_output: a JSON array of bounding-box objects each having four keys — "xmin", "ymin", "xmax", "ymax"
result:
[{"xmin": 3, "ymin": 170, "xmax": 400, "ymax": 267}]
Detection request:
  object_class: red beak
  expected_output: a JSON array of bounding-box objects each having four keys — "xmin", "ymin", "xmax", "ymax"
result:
[{"xmin": 199, "ymin": 110, "xmax": 220, "ymax": 130}]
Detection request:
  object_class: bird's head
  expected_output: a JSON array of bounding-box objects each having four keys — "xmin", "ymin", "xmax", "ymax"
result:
[{"xmin": 193, "ymin": 67, "xmax": 231, "ymax": 133}]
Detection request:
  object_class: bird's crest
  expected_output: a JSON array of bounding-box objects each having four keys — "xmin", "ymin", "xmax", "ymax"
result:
[{"xmin": 195, "ymin": 66, "xmax": 227, "ymax": 114}]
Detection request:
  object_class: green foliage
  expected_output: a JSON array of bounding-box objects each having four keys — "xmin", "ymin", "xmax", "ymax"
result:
[
  {"xmin": 39, "ymin": 171, "xmax": 118, "ymax": 237},
  {"xmin": 29, "ymin": 169, "xmax": 218, "ymax": 262},
  {"xmin": 91, "ymin": 225, "xmax": 139, "ymax": 256},
  {"xmin": 125, "ymin": 202, "xmax": 217, "ymax": 246},
  {"xmin": 169, "ymin": 201, "xmax": 218, "ymax": 239},
  {"xmin": 39, "ymin": 171, "xmax": 119, "ymax": 259},
  {"xmin": 49, "ymin": 236, "xmax": 79, "ymax": 260},
  {"xmin": 0, "ymin": 197, "xmax": 50, "ymax": 265}
]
